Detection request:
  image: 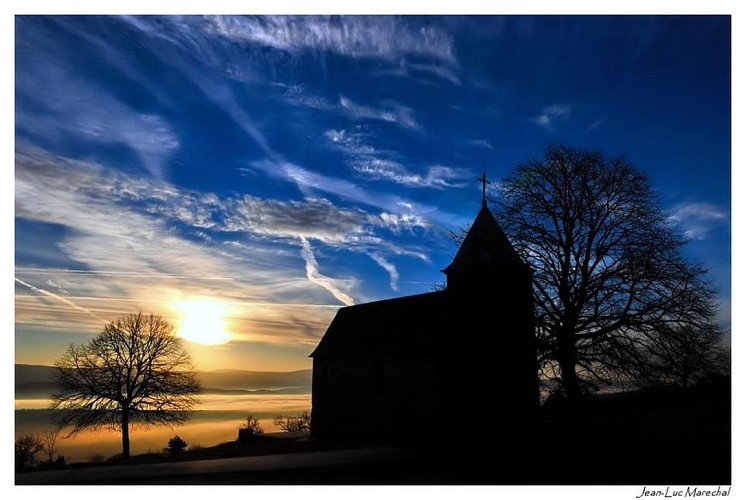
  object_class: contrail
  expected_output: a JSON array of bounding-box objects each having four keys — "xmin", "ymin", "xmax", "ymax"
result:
[
  {"xmin": 15, "ymin": 277, "xmax": 107, "ymax": 323},
  {"xmin": 370, "ymin": 253, "xmax": 399, "ymax": 291},
  {"xmin": 299, "ymin": 237, "xmax": 354, "ymax": 307}
]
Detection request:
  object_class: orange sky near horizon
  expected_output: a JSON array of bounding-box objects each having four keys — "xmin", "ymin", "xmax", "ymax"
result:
[
  {"xmin": 15, "ymin": 394, "xmax": 313, "ymax": 463},
  {"xmin": 15, "ymin": 290, "xmax": 339, "ymax": 371}
]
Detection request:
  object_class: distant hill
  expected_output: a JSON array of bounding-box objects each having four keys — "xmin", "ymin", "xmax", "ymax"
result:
[
  {"xmin": 15, "ymin": 364, "xmax": 312, "ymax": 399},
  {"xmin": 198, "ymin": 369, "xmax": 312, "ymax": 391},
  {"xmin": 16, "ymin": 364, "xmax": 56, "ymax": 384}
]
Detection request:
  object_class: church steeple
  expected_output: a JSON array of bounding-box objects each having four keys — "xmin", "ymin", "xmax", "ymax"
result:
[
  {"xmin": 478, "ymin": 170, "xmax": 490, "ymax": 208},
  {"xmin": 442, "ymin": 172, "xmax": 529, "ymax": 291}
]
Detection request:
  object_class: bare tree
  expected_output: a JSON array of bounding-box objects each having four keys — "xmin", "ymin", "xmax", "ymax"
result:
[
  {"xmin": 243, "ymin": 415, "xmax": 264, "ymax": 434},
  {"xmin": 39, "ymin": 427, "xmax": 63, "ymax": 463},
  {"xmin": 50, "ymin": 312, "xmax": 201, "ymax": 458},
  {"xmin": 274, "ymin": 411, "xmax": 311, "ymax": 432},
  {"xmin": 492, "ymin": 145, "xmax": 722, "ymax": 399},
  {"xmin": 642, "ymin": 326, "xmax": 727, "ymax": 388},
  {"xmin": 15, "ymin": 434, "xmax": 43, "ymax": 471}
]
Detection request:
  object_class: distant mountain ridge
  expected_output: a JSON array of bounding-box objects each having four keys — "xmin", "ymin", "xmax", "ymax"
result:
[
  {"xmin": 15, "ymin": 364, "xmax": 312, "ymax": 398},
  {"xmin": 198, "ymin": 368, "xmax": 311, "ymax": 390}
]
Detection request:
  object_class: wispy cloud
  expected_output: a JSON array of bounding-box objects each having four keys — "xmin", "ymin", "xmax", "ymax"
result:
[
  {"xmin": 354, "ymin": 159, "xmax": 471, "ymax": 190},
  {"xmin": 224, "ymin": 195, "xmax": 378, "ymax": 244},
  {"xmin": 15, "ymin": 278, "xmax": 107, "ymax": 323},
  {"xmin": 339, "ymin": 96, "xmax": 419, "ymax": 130},
  {"xmin": 16, "ymin": 152, "xmax": 241, "ymax": 289},
  {"xmin": 204, "ymin": 15, "xmax": 456, "ymax": 64},
  {"xmin": 250, "ymin": 159, "xmax": 405, "ymax": 215},
  {"xmin": 175, "ymin": 62, "xmax": 281, "ymax": 162},
  {"xmin": 15, "ymin": 53, "xmax": 178, "ymax": 178},
  {"xmin": 144, "ymin": 191, "xmax": 225, "ymax": 230},
  {"xmin": 377, "ymin": 213, "xmax": 430, "ymax": 235},
  {"xmin": 324, "ymin": 129, "xmax": 379, "ymax": 156},
  {"xmin": 383, "ymin": 60, "xmax": 462, "ymax": 86},
  {"xmin": 14, "ymin": 149, "xmax": 351, "ymax": 344},
  {"xmin": 281, "ymin": 85, "xmax": 336, "ymax": 112},
  {"xmin": 299, "ymin": 237, "xmax": 355, "ymax": 306},
  {"xmin": 586, "ymin": 117, "xmax": 606, "ymax": 132},
  {"xmin": 247, "ymin": 157, "xmax": 466, "ymax": 229},
  {"xmin": 120, "ymin": 16, "xmax": 453, "ymax": 127},
  {"xmin": 466, "ymin": 139, "xmax": 494, "ymax": 150},
  {"xmin": 218, "ymin": 303, "xmax": 339, "ymax": 346},
  {"xmin": 409, "ymin": 62, "xmax": 461, "ymax": 85},
  {"xmin": 114, "ymin": 16, "xmax": 283, "ymax": 164},
  {"xmin": 370, "ymin": 253, "xmax": 400, "ymax": 291},
  {"xmin": 284, "ymin": 92, "xmax": 420, "ymax": 130},
  {"xmin": 15, "ymin": 149, "xmax": 444, "ymax": 334},
  {"xmin": 325, "ymin": 128, "xmax": 471, "ymax": 190},
  {"xmin": 46, "ymin": 280, "xmax": 70, "ymax": 295},
  {"xmin": 668, "ymin": 202, "xmax": 728, "ymax": 240},
  {"xmin": 530, "ymin": 104, "xmax": 571, "ymax": 131},
  {"xmin": 20, "ymin": 144, "xmax": 429, "ymax": 254}
]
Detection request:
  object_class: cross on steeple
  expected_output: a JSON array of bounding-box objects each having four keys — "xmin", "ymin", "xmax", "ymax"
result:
[{"xmin": 478, "ymin": 166, "xmax": 491, "ymax": 207}]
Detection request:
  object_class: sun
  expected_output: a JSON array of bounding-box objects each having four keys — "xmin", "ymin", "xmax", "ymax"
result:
[{"xmin": 173, "ymin": 297, "xmax": 231, "ymax": 345}]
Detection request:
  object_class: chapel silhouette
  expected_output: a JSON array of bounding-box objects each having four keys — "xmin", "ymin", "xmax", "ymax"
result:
[{"xmin": 310, "ymin": 181, "xmax": 538, "ymax": 441}]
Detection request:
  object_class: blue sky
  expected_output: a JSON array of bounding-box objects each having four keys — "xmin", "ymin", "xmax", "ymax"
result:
[{"xmin": 14, "ymin": 15, "xmax": 730, "ymax": 371}]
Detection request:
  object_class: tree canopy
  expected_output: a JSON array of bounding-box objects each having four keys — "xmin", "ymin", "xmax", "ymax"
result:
[
  {"xmin": 50, "ymin": 312, "xmax": 201, "ymax": 458},
  {"xmin": 492, "ymin": 145, "xmax": 723, "ymax": 398}
]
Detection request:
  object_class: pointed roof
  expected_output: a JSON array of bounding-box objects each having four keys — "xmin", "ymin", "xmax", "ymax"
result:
[{"xmin": 442, "ymin": 201, "xmax": 528, "ymax": 276}]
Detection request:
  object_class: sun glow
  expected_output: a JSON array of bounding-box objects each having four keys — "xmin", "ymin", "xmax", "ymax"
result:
[{"xmin": 173, "ymin": 297, "xmax": 231, "ymax": 345}]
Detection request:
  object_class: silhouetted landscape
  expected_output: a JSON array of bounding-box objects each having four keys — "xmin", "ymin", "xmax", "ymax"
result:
[
  {"xmin": 14, "ymin": 14, "xmax": 732, "ymax": 489},
  {"xmin": 16, "ymin": 374, "xmax": 729, "ymax": 484}
]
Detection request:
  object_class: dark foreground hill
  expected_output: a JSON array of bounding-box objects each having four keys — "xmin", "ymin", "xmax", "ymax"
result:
[{"xmin": 16, "ymin": 376, "xmax": 730, "ymax": 485}]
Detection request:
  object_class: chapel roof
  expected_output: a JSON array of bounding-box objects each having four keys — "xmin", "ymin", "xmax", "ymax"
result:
[
  {"xmin": 310, "ymin": 291, "xmax": 450, "ymax": 358},
  {"xmin": 442, "ymin": 201, "xmax": 528, "ymax": 276}
]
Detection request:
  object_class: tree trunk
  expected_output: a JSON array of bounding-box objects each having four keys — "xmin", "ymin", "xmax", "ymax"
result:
[
  {"xmin": 121, "ymin": 406, "xmax": 130, "ymax": 459},
  {"xmin": 558, "ymin": 332, "xmax": 581, "ymax": 401}
]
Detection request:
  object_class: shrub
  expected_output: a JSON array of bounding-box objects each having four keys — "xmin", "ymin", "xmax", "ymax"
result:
[
  {"xmin": 274, "ymin": 410, "xmax": 311, "ymax": 432},
  {"xmin": 165, "ymin": 435, "xmax": 188, "ymax": 456},
  {"xmin": 90, "ymin": 453, "xmax": 106, "ymax": 463},
  {"xmin": 243, "ymin": 415, "xmax": 264, "ymax": 434},
  {"xmin": 542, "ymin": 384, "xmax": 566, "ymax": 407}
]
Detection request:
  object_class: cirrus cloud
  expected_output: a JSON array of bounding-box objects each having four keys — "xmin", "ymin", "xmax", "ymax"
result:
[
  {"xmin": 204, "ymin": 15, "xmax": 457, "ymax": 65},
  {"xmin": 530, "ymin": 103, "xmax": 572, "ymax": 131},
  {"xmin": 353, "ymin": 159, "xmax": 471, "ymax": 190},
  {"xmin": 668, "ymin": 202, "xmax": 728, "ymax": 240}
]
